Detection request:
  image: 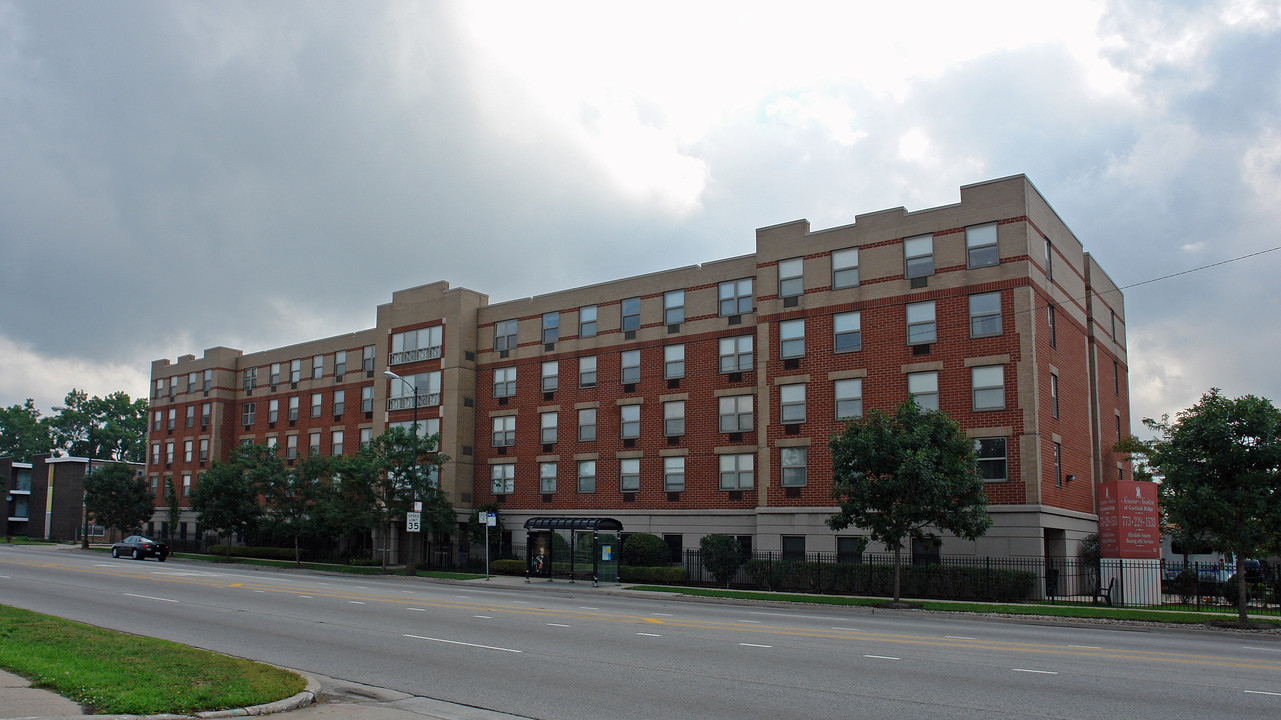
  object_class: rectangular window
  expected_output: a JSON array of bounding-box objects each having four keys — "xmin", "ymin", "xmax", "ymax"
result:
[
  {"xmin": 579, "ymin": 305, "xmax": 597, "ymax": 338},
  {"xmin": 539, "ymin": 462, "xmax": 557, "ymax": 493},
  {"xmin": 718, "ymin": 395, "xmax": 753, "ymax": 433},
  {"xmin": 664, "ymin": 456, "xmax": 685, "ymax": 491},
  {"xmin": 491, "ymin": 464, "xmax": 515, "ymax": 495},
  {"xmin": 541, "ymin": 361, "xmax": 558, "ymax": 393},
  {"xmin": 331, "ymin": 430, "xmax": 343, "ymax": 456},
  {"xmin": 782, "ymin": 535, "xmax": 806, "ymax": 562},
  {"xmin": 664, "ymin": 400, "xmax": 685, "ymax": 436},
  {"xmin": 270, "ymin": 363, "xmax": 281, "ymax": 386},
  {"xmin": 972, "ymin": 366, "xmax": 1005, "ymax": 411},
  {"xmin": 579, "ymin": 356, "xmax": 597, "ymax": 388},
  {"xmin": 152, "ymin": 410, "xmax": 161, "ymax": 431},
  {"xmin": 578, "ymin": 408, "xmax": 597, "ymax": 441},
  {"xmin": 664, "ymin": 344, "xmax": 685, "ymax": 379},
  {"xmin": 1116, "ymin": 413, "xmax": 1122, "ymax": 441},
  {"xmin": 203, "ymin": 369, "xmax": 211, "ymax": 392},
  {"xmin": 1050, "ymin": 373, "xmax": 1060, "ymax": 418},
  {"xmin": 904, "ymin": 234, "xmax": 934, "ymax": 277},
  {"xmin": 290, "ymin": 359, "xmax": 301, "ymax": 384},
  {"xmin": 359, "ymin": 428, "xmax": 372, "ymax": 449},
  {"xmin": 906, "ymin": 301, "xmax": 936, "ymax": 344},
  {"xmin": 835, "ymin": 378, "xmax": 863, "ymax": 419},
  {"xmin": 313, "ymin": 354, "xmax": 324, "ymax": 380},
  {"xmin": 719, "ymin": 335, "xmax": 753, "ymax": 373},
  {"xmin": 286, "ymin": 435, "xmax": 298, "ymax": 459},
  {"xmin": 182, "ymin": 474, "xmax": 191, "ymax": 498},
  {"xmin": 288, "ymin": 396, "xmax": 299, "ymax": 420},
  {"xmin": 718, "ymin": 278, "xmax": 753, "ymax": 316},
  {"xmin": 169, "ymin": 378, "xmax": 176, "ymax": 399},
  {"xmin": 831, "ymin": 247, "xmax": 859, "ymax": 288},
  {"xmin": 493, "ymin": 367, "xmax": 517, "ymax": 398},
  {"xmin": 1045, "ymin": 239, "xmax": 1053, "ymax": 282},
  {"xmin": 243, "ymin": 367, "xmax": 257, "ymax": 392},
  {"xmin": 969, "ymin": 292, "xmax": 1002, "ymax": 337},
  {"xmin": 152, "ymin": 443, "xmax": 160, "ymax": 465},
  {"xmin": 333, "ymin": 390, "xmax": 345, "ymax": 416},
  {"xmin": 183, "ymin": 440, "xmax": 192, "ymax": 463},
  {"xmin": 491, "ymin": 416, "xmax": 515, "ymax": 447},
  {"xmin": 494, "ymin": 319, "xmax": 518, "ymax": 352},
  {"xmin": 621, "ymin": 297, "xmax": 641, "ymax": 332},
  {"xmin": 167, "ymin": 409, "xmax": 175, "ymax": 431},
  {"xmin": 621, "ymin": 350, "xmax": 640, "ymax": 385},
  {"xmin": 719, "ymin": 453, "xmax": 753, "ymax": 490},
  {"xmin": 833, "ymin": 311, "xmax": 861, "ymax": 352},
  {"xmin": 620, "ymin": 458, "xmax": 640, "ymax": 492},
  {"xmin": 966, "ymin": 223, "xmax": 999, "ymax": 268},
  {"xmin": 266, "ymin": 436, "xmax": 278, "ymax": 451},
  {"xmin": 542, "ymin": 312, "xmax": 559, "ymax": 344},
  {"xmin": 185, "ymin": 406, "xmax": 194, "ymax": 428},
  {"xmin": 154, "ymin": 378, "xmax": 163, "ymax": 399},
  {"xmin": 363, "ymin": 345, "xmax": 375, "ymax": 372},
  {"xmin": 778, "ymin": 257, "xmax": 803, "ymax": 298},
  {"xmin": 1054, "ymin": 441, "xmax": 1063, "ymax": 487},
  {"xmin": 908, "ymin": 371, "xmax": 939, "ymax": 411},
  {"xmin": 242, "ymin": 403, "xmax": 255, "ymax": 427},
  {"xmin": 201, "ymin": 403, "xmax": 210, "ymax": 427},
  {"xmin": 199, "ymin": 439, "xmax": 208, "ymax": 463},
  {"xmin": 334, "ymin": 350, "xmax": 346, "ymax": 377},
  {"xmin": 188, "ymin": 371, "xmax": 198, "ymax": 393},
  {"xmin": 779, "ymin": 319, "xmax": 805, "ymax": 358},
  {"xmin": 577, "ymin": 460, "xmax": 596, "ymax": 494},
  {"xmin": 540, "ymin": 411, "xmax": 557, "ymax": 444},
  {"xmin": 780, "ymin": 383, "xmax": 806, "ymax": 424},
  {"xmin": 781, "ymin": 447, "xmax": 807, "ymax": 487},
  {"xmin": 309, "ymin": 431, "xmax": 320, "ymax": 457},
  {"xmin": 268, "ymin": 399, "xmax": 279, "ymax": 423},
  {"xmin": 361, "ymin": 386, "xmax": 373, "ymax": 413},
  {"xmin": 1048, "ymin": 304, "xmax": 1057, "ymax": 348},
  {"xmin": 1114, "ymin": 361, "xmax": 1120, "ymax": 395},
  {"xmin": 311, "ymin": 393, "xmax": 322, "ymax": 418},
  {"xmin": 620, "ymin": 404, "xmax": 640, "ymax": 438},
  {"xmin": 664, "ymin": 290, "xmax": 684, "ymax": 325}
]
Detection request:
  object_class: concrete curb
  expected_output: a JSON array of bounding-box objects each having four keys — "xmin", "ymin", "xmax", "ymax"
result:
[{"xmin": 20, "ymin": 672, "xmax": 322, "ymax": 720}]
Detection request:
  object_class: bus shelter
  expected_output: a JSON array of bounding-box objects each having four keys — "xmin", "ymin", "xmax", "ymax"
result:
[{"xmin": 523, "ymin": 517, "xmax": 623, "ymax": 586}]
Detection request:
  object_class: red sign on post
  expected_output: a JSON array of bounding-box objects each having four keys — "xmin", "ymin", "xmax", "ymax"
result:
[{"xmin": 1097, "ymin": 480, "xmax": 1160, "ymax": 558}]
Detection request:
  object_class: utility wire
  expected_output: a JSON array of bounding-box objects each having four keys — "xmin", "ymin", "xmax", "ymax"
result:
[{"xmin": 1116, "ymin": 245, "xmax": 1281, "ymax": 291}]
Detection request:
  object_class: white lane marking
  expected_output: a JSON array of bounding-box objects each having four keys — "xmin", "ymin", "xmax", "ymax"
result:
[
  {"xmin": 1068, "ymin": 645, "xmax": 1101, "ymax": 649},
  {"xmin": 356, "ymin": 586, "xmax": 368, "ymax": 589},
  {"xmin": 864, "ymin": 655, "xmax": 899, "ymax": 661},
  {"xmin": 1244, "ymin": 690, "xmax": 1281, "ymax": 696},
  {"xmin": 946, "ymin": 635, "xmax": 976, "ymax": 640},
  {"xmin": 0, "ymin": 575, "xmax": 9, "ymax": 579},
  {"xmin": 252, "ymin": 590, "xmax": 266, "ymax": 593},
  {"xmin": 124, "ymin": 593, "xmax": 178, "ymax": 603},
  {"xmin": 474, "ymin": 615, "xmax": 493, "ymax": 619},
  {"xmin": 408, "ymin": 608, "xmax": 426, "ymax": 612},
  {"xmin": 636, "ymin": 632, "xmax": 662, "ymax": 637},
  {"xmin": 832, "ymin": 626, "xmax": 861, "ymax": 631},
  {"xmin": 404, "ymin": 635, "xmax": 521, "ymax": 653},
  {"xmin": 349, "ymin": 601, "xmax": 365, "ymax": 605},
  {"xmin": 739, "ymin": 643, "xmax": 772, "ymax": 648},
  {"xmin": 1013, "ymin": 669, "xmax": 1058, "ymax": 675},
  {"xmin": 579, "ymin": 606, "xmax": 599, "ymax": 610},
  {"xmin": 298, "ymin": 595, "xmax": 313, "ymax": 599},
  {"xmin": 739, "ymin": 619, "xmax": 762, "ymax": 624},
  {"xmin": 546, "ymin": 623, "xmax": 570, "ymax": 628},
  {"xmin": 652, "ymin": 612, "xmax": 673, "ymax": 616},
  {"xmin": 513, "ymin": 601, "xmax": 530, "ymax": 604},
  {"xmin": 456, "ymin": 595, "xmax": 472, "ymax": 599},
  {"xmin": 1244, "ymin": 646, "xmax": 1281, "ymax": 652}
]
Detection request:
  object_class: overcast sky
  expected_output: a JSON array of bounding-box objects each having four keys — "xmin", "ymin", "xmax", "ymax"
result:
[{"xmin": 2, "ymin": 0, "xmax": 1279, "ymax": 433}]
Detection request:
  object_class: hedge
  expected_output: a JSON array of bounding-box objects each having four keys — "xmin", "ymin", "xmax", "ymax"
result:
[
  {"xmin": 621, "ymin": 566, "xmax": 685, "ymax": 584},
  {"xmin": 740, "ymin": 559, "xmax": 1037, "ymax": 603},
  {"xmin": 206, "ymin": 545, "xmax": 299, "ymax": 561}
]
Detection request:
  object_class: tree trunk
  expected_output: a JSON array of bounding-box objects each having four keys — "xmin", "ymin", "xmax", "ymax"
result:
[
  {"xmin": 225, "ymin": 533, "xmax": 232, "ymax": 561},
  {"xmin": 294, "ymin": 533, "xmax": 301, "ymax": 567},
  {"xmin": 1237, "ymin": 555, "xmax": 1248, "ymax": 623},
  {"xmin": 893, "ymin": 545, "xmax": 902, "ymax": 603}
]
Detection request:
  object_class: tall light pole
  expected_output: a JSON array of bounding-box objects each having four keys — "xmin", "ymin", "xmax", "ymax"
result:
[
  {"xmin": 52, "ymin": 405, "xmax": 92, "ymax": 550},
  {"xmin": 383, "ymin": 370, "xmax": 420, "ymax": 575}
]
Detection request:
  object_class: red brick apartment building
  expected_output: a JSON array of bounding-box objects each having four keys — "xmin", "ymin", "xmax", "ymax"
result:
[{"xmin": 145, "ymin": 175, "xmax": 1130, "ymax": 562}]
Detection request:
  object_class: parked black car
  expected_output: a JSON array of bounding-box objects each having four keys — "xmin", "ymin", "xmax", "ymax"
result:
[{"xmin": 111, "ymin": 535, "xmax": 169, "ymax": 561}]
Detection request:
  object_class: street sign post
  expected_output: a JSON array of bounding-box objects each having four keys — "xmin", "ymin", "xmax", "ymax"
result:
[{"xmin": 482, "ymin": 511, "xmax": 496, "ymax": 580}]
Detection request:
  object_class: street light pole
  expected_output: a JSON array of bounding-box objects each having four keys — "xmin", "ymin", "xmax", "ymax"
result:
[{"xmin": 383, "ymin": 370, "xmax": 420, "ymax": 575}]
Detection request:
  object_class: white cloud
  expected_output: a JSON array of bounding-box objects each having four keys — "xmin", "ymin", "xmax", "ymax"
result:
[{"xmin": 0, "ymin": 334, "xmax": 150, "ymax": 414}]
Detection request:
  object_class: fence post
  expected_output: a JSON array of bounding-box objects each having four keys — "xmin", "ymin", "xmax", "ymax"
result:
[{"xmin": 985, "ymin": 557, "xmax": 991, "ymax": 602}]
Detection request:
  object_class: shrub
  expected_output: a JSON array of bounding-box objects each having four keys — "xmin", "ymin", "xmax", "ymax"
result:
[
  {"xmin": 623, "ymin": 533, "xmax": 670, "ymax": 567},
  {"xmin": 1222, "ymin": 574, "xmax": 1252, "ymax": 605},
  {"xmin": 491, "ymin": 559, "xmax": 525, "ymax": 575},
  {"xmin": 206, "ymin": 545, "xmax": 299, "ymax": 561},
  {"xmin": 1167, "ymin": 568, "xmax": 1200, "ymax": 603},
  {"xmin": 620, "ymin": 566, "xmax": 686, "ymax": 584},
  {"xmin": 738, "ymin": 558, "xmax": 1036, "ymax": 602}
]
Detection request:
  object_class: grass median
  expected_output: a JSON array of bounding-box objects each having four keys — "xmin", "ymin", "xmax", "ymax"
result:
[{"xmin": 0, "ymin": 604, "xmax": 306, "ymax": 715}]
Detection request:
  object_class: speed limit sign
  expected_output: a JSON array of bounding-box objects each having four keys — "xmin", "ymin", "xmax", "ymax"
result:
[{"xmin": 406, "ymin": 511, "xmax": 421, "ymax": 532}]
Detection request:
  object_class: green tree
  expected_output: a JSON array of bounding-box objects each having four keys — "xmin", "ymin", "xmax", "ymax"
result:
[
  {"xmin": 363, "ymin": 428, "xmax": 452, "ymax": 573},
  {"xmin": 190, "ymin": 460, "xmax": 261, "ymax": 561},
  {"xmin": 315, "ymin": 453, "xmax": 382, "ymax": 560},
  {"xmin": 84, "ymin": 463, "xmax": 154, "ymax": 536},
  {"xmin": 467, "ymin": 502, "xmax": 505, "ymax": 552},
  {"xmin": 49, "ymin": 390, "xmax": 148, "ymax": 462},
  {"xmin": 827, "ymin": 398, "xmax": 992, "ymax": 603},
  {"xmin": 1116, "ymin": 389, "xmax": 1281, "ymax": 622},
  {"xmin": 264, "ymin": 449, "xmax": 328, "ymax": 565},
  {"xmin": 0, "ymin": 399, "xmax": 53, "ymax": 462},
  {"xmin": 622, "ymin": 532, "xmax": 670, "ymax": 566},
  {"xmin": 163, "ymin": 476, "xmax": 181, "ymax": 541},
  {"xmin": 700, "ymin": 534, "xmax": 745, "ymax": 588}
]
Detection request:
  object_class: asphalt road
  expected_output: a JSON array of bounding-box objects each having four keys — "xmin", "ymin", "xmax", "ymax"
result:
[{"xmin": 2, "ymin": 545, "xmax": 1280, "ymax": 720}]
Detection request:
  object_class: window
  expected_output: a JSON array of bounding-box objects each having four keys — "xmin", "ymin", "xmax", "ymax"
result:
[
  {"xmin": 780, "ymin": 384, "xmax": 806, "ymax": 424},
  {"xmin": 268, "ymin": 399, "xmax": 279, "ymax": 423},
  {"xmin": 331, "ymin": 430, "xmax": 343, "ymax": 456},
  {"xmin": 906, "ymin": 301, "xmax": 936, "ymax": 344},
  {"xmin": 183, "ymin": 440, "xmax": 192, "ymax": 463},
  {"xmin": 152, "ymin": 410, "xmax": 161, "ymax": 431},
  {"xmin": 779, "ymin": 319, "xmax": 805, "ymax": 358},
  {"xmin": 1054, "ymin": 441, "xmax": 1062, "ymax": 487},
  {"xmin": 837, "ymin": 536, "xmax": 865, "ymax": 564},
  {"xmin": 333, "ymin": 390, "xmax": 345, "ymax": 416},
  {"xmin": 577, "ymin": 460, "xmax": 596, "ymax": 493},
  {"xmin": 831, "ymin": 247, "xmax": 859, "ymax": 288},
  {"xmin": 1045, "ymin": 239, "xmax": 1053, "ymax": 282},
  {"xmin": 154, "ymin": 378, "xmax": 163, "ymax": 399},
  {"xmin": 1116, "ymin": 414, "xmax": 1122, "ymax": 441},
  {"xmin": 313, "ymin": 354, "xmax": 324, "ymax": 380},
  {"xmin": 719, "ymin": 278, "xmax": 753, "ymax": 316},
  {"xmin": 579, "ymin": 305, "xmax": 597, "ymax": 337},
  {"xmin": 309, "ymin": 431, "xmax": 321, "ymax": 457},
  {"xmin": 361, "ymin": 386, "xmax": 373, "ymax": 413},
  {"xmin": 199, "ymin": 439, "xmax": 208, "ymax": 463},
  {"xmin": 1047, "ymin": 304, "xmax": 1057, "ymax": 348},
  {"xmin": 778, "ymin": 257, "xmax": 803, "ymax": 298},
  {"xmin": 620, "ymin": 458, "xmax": 640, "ymax": 492},
  {"xmin": 360, "ymin": 428, "xmax": 372, "ymax": 448},
  {"xmin": 1050, "ymin": 373, "xmax": 1060, "ymax": 418},
  {"xmin": 151, "ymin": 443, "xmax": 160, "ymax": 465},
  {"xmin": 835, "ymin": 378, "xmax": 863, "ymax": 419},
  {"xmin": 542, "ymin": 312, "xmax": 559, "ymax": 344},
  {"xmin": 621, "ymin": 297, "xmax": 641, "ymax": 332},
  {"xmin": 539, "ymin": 462, "xmax": 557, "ymax": 493},
  {"xmin": 311, "ymin": 393, "xmax": 322, "ymax": 418},
  {"xmin": 201, "ymin": 403, "xmax": 210, "ymax": 427},
  {"xmin": 620, "ymin": 405, "xmax": 640, "ymax": 438},
  {"xmin": 1113, "ymin": 361, "xmax": 1120, "ymax": 395},
  {"xmin": 270, "ymin": 363, "xmax": 281, "ymax": 386},
  {"xmin": 719, "ymin": 335, "xmax": 753, "ymax": 373},
  {"xmin": 621, "ymin": 350, "xmax": 640, "ymax": 384},
  {"xmin": 167, "ymin": 409, "xmax": 175, "ymax": 431},
  {"xmin": 493, "ymin": 367, "xmax": 516, "ymax": 398},
  {"xmin": 288, "ymin": 396, "xmax": 299, "ymax": 421},
  {"xmin": 781, "ymin": 447, "xmax": 807, "ymax": 487},
  {"xmin": 719, "ymin": 453, "xmax": 753, "ymax": 490},
  {"xmin": 664, "ymin": 290, "xmax": 684, "ymax": 324},
  {"xmin": 244, "ymin": 367, "xmax": 257, "ymax": 392},
  {"xmin": 969, "ymin": 292, "xmax": 1002, "ymax": 337},
  {"xmin": 833, "ymin": 312, "xmax": 861, "ymax": 352},
  {"xmin": 390, "ymin": 417, "xmax": 440, "ymax": 440},
  {"xmin": 242, "ymin": 403, "xmax": 255, "ymax": 427},
  {"xmin": 494, "ymin": 320, "xmax": 518, "ymax": 351},
  {"xmin": 664, "ymin": 344, "xmax": 685, "ymax": 379},
  {"xmin": 184, "ymin": 406, "xmax": 194, "ymax": 428},
  {"xmin": 578, "ymin": 408, "xmax": 597, "ymax": 441},
  {"xmin": 491, "ymin": 464, "xmax": 515, "ymax": 494},
  {"xmin": 362, "ymin": 345, "xmax": 375, "ymax": 372},
  {"xmin": 972, "ymin": 366, "xmax": 1005, "ymax": 411},
  {"xmin": 966, "ymin": 223, "xmax": 999, "ymax": 268},
  {"xmin": 286, "ymin": 435, "xmax": 298, "ymax": 459},
  {"xmin": 540, "ymin": 411, "xmax": 557, "ymax": 444},
  {"xmin": 904, "ymin": 234, "xmax": 934, "ymax": 277},
  {"xmin": 334, "ymin": 350, "xmax": 346, "ymax": 377},
  {"xmin": 664, "ymin": 400, "xmax": 685, "ymax": 436},
  {"xmin": 718, "ymin": 395, "xmax": 753, "ymax": 433},
  {"xmin": 541, "ymin": 361, "xmax": 558, "ymax": 392},
  {"xmin": 182, "ymin": 474, "xmax": 191, "ymax": 498},
  {"xmin": 664, "ymin": 457, "xmax": 685, "ymax": 491},
  {"xmin": 203, "ymin": 369, "xmax": 211, "ymax": 392},
  {"xmin": 290, "ymin": 359, "xmax": 301, "ymax": 384},
  {"xmin": 908, "ymin": 371, "xmax": 938, "ymax": 410},
  {"xmin": 579, "ymin": 356, "xmax": 597, "ymax": 388},
  {"xmin": 782, "ymin": 535, "xmax": 806, "ymax": 561},
  {"xmin": 664, "ymin": 534, "xmax": 683, "ymax": 563},
  {"xmin": 491, "ymin": 416, "xmax": 515, "ymax": 447},
  {"xmin": 188, "ymin": 371, "xmax": 198, "ymax": 393}
]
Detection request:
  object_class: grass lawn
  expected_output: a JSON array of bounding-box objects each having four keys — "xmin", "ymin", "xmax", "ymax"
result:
[{"xmin": 0, "ymin": 605, "xmax": 305, "ymax": 715}]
